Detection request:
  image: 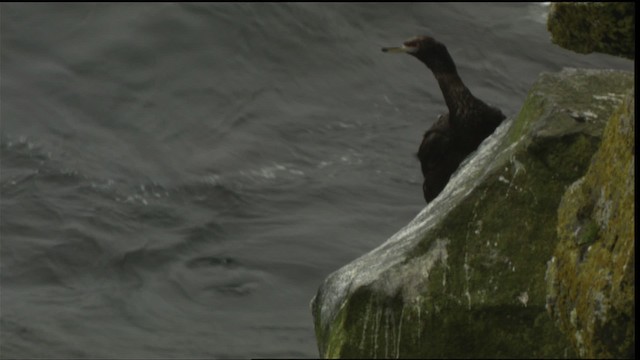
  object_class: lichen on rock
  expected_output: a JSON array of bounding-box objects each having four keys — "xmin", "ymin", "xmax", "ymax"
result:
[
  {"xmin": 311, "ymin": 69, "xmax": 633, "ymax": 358},
  {"xmin": 546, "ymin": 90, "xmax": 635, "ymax": 359}
]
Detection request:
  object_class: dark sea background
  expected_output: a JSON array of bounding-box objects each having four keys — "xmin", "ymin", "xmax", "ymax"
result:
[{"xmin": 0, "ymin": 3, "xmax": 633, "ymax": 358}]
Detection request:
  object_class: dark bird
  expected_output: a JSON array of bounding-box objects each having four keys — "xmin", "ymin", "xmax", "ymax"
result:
[{"xmin": 382, "ymin": 36, "xmax": 505, "ymax": 203}]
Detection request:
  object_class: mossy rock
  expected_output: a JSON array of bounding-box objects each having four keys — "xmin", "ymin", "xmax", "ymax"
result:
[
  {"xmin": 547, "ymin": 90, "xmax": 635, "ymax": 358},
  {"xmin": 311, "ymin": 69, "xmax": 633, "ymax": 358},
  {"xmin": 547, "ymin": 2, "xmax": 635, "ymax": 60}
]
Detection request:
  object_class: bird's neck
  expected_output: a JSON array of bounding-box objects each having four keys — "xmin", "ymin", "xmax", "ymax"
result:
[{"xmin": 433, "ymin": 71, "xmax": 474, "ymax": 116}]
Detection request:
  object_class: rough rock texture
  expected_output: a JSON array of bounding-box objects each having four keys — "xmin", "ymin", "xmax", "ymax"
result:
[
  {"xmin": 311, "ymin": 68, "xmax": 633, "ymax": 358},
  {"xmin": 547, "ymin": 2, "xmax": 635, "ymax": 60},
  {"xmin": 546, "ymin": 90, "xmax": 635, "ymax": 359}
]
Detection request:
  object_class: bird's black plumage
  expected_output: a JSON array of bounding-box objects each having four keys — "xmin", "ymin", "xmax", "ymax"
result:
[{"xmin": 382, "ymin": 36, "xmax": 505, "ymax": 203}]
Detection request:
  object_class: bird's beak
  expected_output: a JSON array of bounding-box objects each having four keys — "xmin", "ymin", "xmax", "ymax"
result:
[{"xmin": 382, "ymin": 45, "xmax": 411, "ymax": 54}]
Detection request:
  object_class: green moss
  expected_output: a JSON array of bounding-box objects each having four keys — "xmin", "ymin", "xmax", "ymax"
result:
[
  {"xmin": 577, "ymin": 220, "xmax": 599, "ymax": 245},
  {"xmin": 529, "ymin": 134, "xmax": 600, "ymax": 181},
  {"xmin": 548, "ymin": 91, "xmax": 634, "ymax": 358},
  {"xmin": 504, "ymin": 92, "xmax": 543, "ymax": 145},
  {"xmin": 547, "ymin": 2, "xmax": 635, "ymax": 59},
  {"xmin": 327, "ymin": 288, "xmax": 574, "ymax": 358}
]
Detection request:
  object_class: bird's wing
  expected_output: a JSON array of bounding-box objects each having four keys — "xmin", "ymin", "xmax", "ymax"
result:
[{"xmin": 418, "ymin": 129, "xmax": 452, "ymax": 173}]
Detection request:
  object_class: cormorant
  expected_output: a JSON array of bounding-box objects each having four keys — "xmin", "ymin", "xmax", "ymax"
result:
[{"xmin": 382, "ymin": 35, "xmax": 505, "ymax": 203}]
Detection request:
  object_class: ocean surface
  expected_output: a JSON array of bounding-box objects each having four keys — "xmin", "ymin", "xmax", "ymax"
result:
[{"xmin": 0, "ymin": 3, "xmax": 633, "ymax": 358}]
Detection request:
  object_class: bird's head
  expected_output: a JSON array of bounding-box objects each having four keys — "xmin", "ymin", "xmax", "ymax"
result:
[{"xmin": 382, "ymin": 35, "xmax": 456, "ymax": 73}]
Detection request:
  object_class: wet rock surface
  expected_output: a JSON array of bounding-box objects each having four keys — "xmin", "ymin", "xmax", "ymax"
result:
[{"xmin": 311, "ymin": 68, "xmax": 633, "ymax": 358}]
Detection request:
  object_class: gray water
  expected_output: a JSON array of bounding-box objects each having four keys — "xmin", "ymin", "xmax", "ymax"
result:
[{"xmin": 0, "ymin": 3, "xmax": 633, "ymax": 358}]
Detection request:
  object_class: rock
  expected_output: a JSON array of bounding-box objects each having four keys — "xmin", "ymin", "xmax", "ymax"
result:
[
  {"xmin": 546, "ymin": 90, "xmax": 635, "ymax": 359},
  {"xmin": 547, "ymin": 2, "xmax": 635, "ymax": 60},
  {"xmin": 311, "ymin": 68, "xmax": 633, "ymax": 358}
]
